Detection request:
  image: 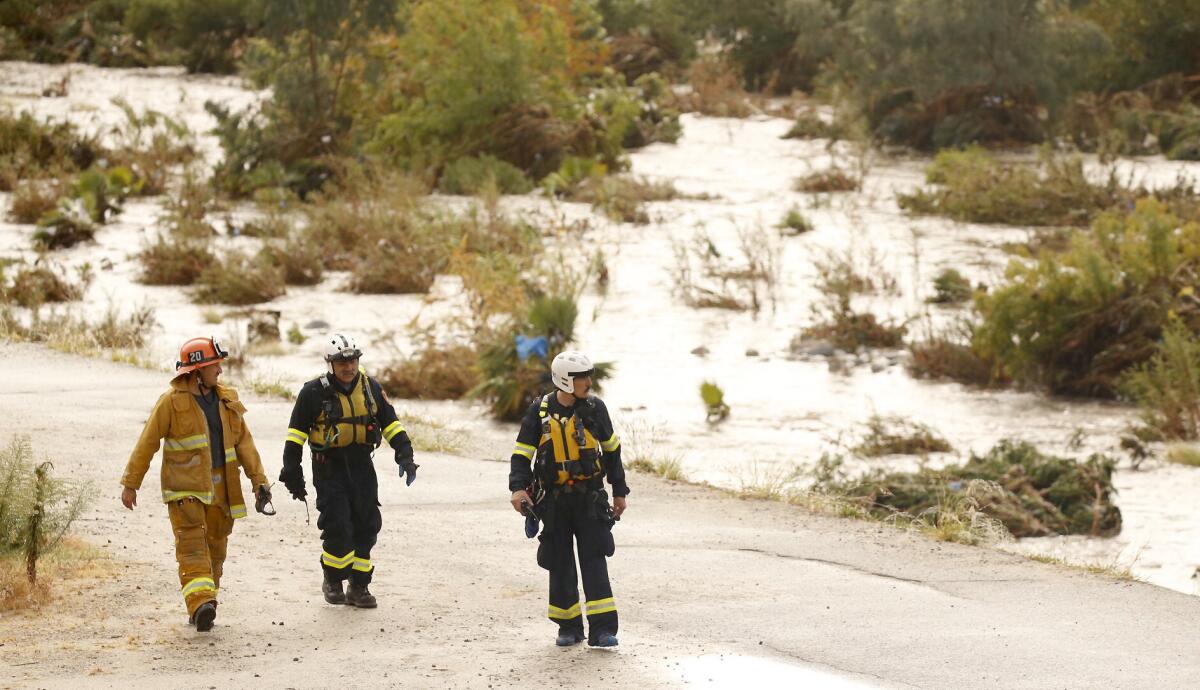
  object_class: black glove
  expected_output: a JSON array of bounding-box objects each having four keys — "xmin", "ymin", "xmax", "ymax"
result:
[
  {"xmin": 398, "ymin": 459, "xmax": 418, "ymax": 486},
  {"xmin": 395, "ymin": 433, "xmax": 417, "ymax": 486},
  {"xmin": 279, "ymin": 461, "xmax": 306, "ymax": 501},
  {"xmin": 254, "ymin": 484, "xmax": 276, "ymax": 515}
]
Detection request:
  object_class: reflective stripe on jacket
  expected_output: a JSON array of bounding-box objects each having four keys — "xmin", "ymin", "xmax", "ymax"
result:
[{"xmin": 122, "ymin": 377, "xmax": 268, "ymax": 519}]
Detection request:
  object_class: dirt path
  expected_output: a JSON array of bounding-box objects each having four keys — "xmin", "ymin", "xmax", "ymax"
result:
[{"xmin": 0, "ymin": 342, "xmax": 1197, "ymax": 689}]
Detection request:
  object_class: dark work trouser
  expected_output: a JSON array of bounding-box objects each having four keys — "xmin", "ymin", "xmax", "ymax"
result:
[
  {"xmin": 312, "ymin": 446, "xmax": 381, "ymax": 586},
  {"xmin": 541, "ymin": 490, "xmax": 617, "ymax": 642}
]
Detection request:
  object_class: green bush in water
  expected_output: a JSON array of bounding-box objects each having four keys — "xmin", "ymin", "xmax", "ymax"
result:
[
  {"xmin": 1121, "ymin": 320, "xmax": 1200, "ymax": 441},
  {"xmin": 929, "ymin": 268, "xmax": 971, "ymax": 304},
  {"xmin": 973, "ymin": 199, "xmax": 1200, "ymax": 397},
  {"xmin": 898, "ymin": 147, "xmax": 1124, "ymax": 227},
  {"xmin": 817, "ymin": 439, "xmax": 1122, "ymax": 538},
  {"xmin": 438, "ymin": 155, "xmax": 533, "ymax": 196},
  {"xmin": 471, "ymin": 295, "xmax": 611, "ymax": 422}
]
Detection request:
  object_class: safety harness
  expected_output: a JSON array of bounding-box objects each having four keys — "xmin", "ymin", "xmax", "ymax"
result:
[
  {"xmin": 309, "ymin": 371, "xmax": 382, "ymax": 451},
  {"xmin": 534, "ymin": 393, "xmax": 605, "ymax": 489}
]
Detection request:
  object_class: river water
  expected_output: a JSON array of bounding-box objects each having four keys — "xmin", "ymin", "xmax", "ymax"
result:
[{"xmin": 2, "ymin": 61, "xmax": 1199, "ymax": 596}]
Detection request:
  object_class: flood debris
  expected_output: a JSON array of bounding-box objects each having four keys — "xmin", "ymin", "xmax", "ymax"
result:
[{"xmin": 816, "ymin": 440, "xmax": 1122, "ymax": 538}]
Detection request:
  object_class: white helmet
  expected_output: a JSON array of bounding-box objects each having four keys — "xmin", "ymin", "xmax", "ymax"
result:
[
  {"xmin": 551, "ymin": 350, "xmax": 594, "ymax": 394},
  {"xmin": 324, "ymin": 332, "xmax": 362, "ymax": 371}
]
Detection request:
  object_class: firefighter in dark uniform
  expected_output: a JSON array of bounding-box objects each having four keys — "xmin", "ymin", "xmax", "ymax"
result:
[
  {"xmin": 278, "ymin": 333, "xmax": 418, "ymax": 608},
  {"xmin": 509, "ymin": 350, "xmax": 629, "ymax": 648}
]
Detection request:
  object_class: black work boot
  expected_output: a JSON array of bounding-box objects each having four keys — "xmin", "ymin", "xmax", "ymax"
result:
[
  {"xmin": 345, "ymin": 583, "xmax": 377, "ymax": 608},
  {"xmin": 322, "ymin": 576, "xmax": 347, "ymax": 605},
  {"xmin": 193, "ymin": 601, "xmax": 216, "ymax": 632}
]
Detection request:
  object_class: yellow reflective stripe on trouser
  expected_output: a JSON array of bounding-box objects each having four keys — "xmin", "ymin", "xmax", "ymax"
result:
[
  {"xmin": 548, "ymin": 602, "xmax": 581, "ymax": 620},
  {"xmin": 162, "ymin": 490, "xmax": 214, "ymax": 503},
  {"xmin": 164, "ymin": 434, "xmax": 208, "ymax": 451},
  {"xmin": 230, "ymin": 504, "xmax": 247, "ymax": 519},
  {"xmin": 382, "ymin": 421, "xmax": 404, "ymax": 442},
  {"xmin": 182, "ymin": 577, "xmax": 217, "ymax": 597},
  {"xmin": 322, "ymin": 550, "xmax": 355, "ymax": 569},
  {"xmin": 352, "ymin": 557, "xmax": 372, "ymax": 572},
  {"xmin": 286, "ymin": 428, "xmax": 308, "ymax": 445},
  {"xmin": 600, "ymin": 433, "xmax": 620, "ymax": 452},
  {"xmin": 585, "ymin": 597, "xmax": 616, "ymax": 615},
  {"xmin": 513, "ymin": 442, "xmax": 535, "ymax": 460}
]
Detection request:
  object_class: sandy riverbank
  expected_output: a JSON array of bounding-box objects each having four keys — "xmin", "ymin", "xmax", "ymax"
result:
[{"xmin": 0, "ymin": 342, "xmax": 1197, "ymax": 689}]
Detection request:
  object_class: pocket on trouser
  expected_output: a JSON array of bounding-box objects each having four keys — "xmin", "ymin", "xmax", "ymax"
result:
[
  {"xmin": 536, "ymin": 534, "xmax": 554, "ymax": 571},
  {"xmin": 168, "ymin": 498, "xmax": 215, "ymax": 614},
  {"xmin": 602, "ymin": 526, "xmax": 615, "ymax": 558}
]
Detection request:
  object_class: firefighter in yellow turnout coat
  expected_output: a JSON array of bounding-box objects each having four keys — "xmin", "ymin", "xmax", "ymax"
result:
[{"xmin": 121, "ymin": 336, "xmax": 272, "ymax": 631}]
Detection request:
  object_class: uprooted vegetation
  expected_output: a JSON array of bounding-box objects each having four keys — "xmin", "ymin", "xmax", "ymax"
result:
[
  {"xmin": 897, "ymin": 147, "xmax": 1197, "ymax": 228},
  {"xmin": 800, "ymin": 247, "xmax": 905, "ymax": 351},
  {"xmin": 34, "ymin": 166, "xmax": 141, "ymax": 250},
  {"xmin": 672, "ymin": 225, "xmax": 780, "ymax": 312},
  {"xmin": 544, "ymin": 157, "xmax": 682, "ymax": 224},
  {"xmin": 815, "ymin": 440, "xmax": 1122, "ymax": 539},
  {"xmin": 794, "ymin": 166, "xmax": 861, "ymax": 193},
  {"xmin": 852, "ymin": 415, "xmax": 953, "ymax": 457}
]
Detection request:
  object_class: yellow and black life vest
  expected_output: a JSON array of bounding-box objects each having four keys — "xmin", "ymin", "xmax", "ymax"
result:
[
  {"xmin": 309, "ymin": 370, "xmax": 381, "ymax": 450},
  {"xmin": 536, "ymin": 394, "xmax": 603, "ymax": 485}
]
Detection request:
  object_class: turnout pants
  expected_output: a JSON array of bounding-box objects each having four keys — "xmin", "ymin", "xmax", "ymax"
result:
[
  {"xmin": 167, "ymin": 469, "xmax": 234, "ymax": 617},
  {"xmin": 313, "ymin": 447, "xmax": 381, "ymax": 586},
  {"xmin": 541, "ymin": 490, "xmax": 618, "ymax": 642}
]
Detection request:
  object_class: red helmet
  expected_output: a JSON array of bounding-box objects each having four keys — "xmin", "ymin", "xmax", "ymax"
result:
[{"xmin": 176, "ymin": 336, "xmax": 228, "ymax": 374}]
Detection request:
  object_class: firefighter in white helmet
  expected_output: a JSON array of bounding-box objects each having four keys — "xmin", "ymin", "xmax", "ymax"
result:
[
  {"xmin": 509, "ymin": 350, "xmax": 629, "ymax": 648},
  {"xmin": 278, "ymin": 333, "xmax": 417, "ymax": 608}
]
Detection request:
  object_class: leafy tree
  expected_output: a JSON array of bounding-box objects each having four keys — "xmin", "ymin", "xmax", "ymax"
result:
[
  {"xmin": 1081, "ymin": 0, "xmax": 1200, "ymax": 90},
  {"xmin": 834, "ymin": 0, "xmax": 1108, "ymax": 148}
]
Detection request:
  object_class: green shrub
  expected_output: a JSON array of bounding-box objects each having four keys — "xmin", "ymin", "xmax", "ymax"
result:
[
  {"xmin": 1120, "ymin": 321, "xmax": 1200, "ymax": 441},
  {"xmin": 6, "ymin": 178, "xmax": 64, "ymax": 224},
  {"xmin": 784, "ymin": 112, "xmax": 843, "ymax": 140},
  {"xmin": 125, "ymin": 0, "xmax": 251, "ymax": 74},
  {"xmin": 794, "ymin": 167, "xmax": 860, "ymax": 193},
  {"xmin": 256, "ymin": 237, "xmax": 324, "ymax": 286},
  {"xmin": 471, "ymin": 295, "xmax": 611, "ymax": 421},
  {"xmin": 929, "ymin": 268, "xmax": 972, "ymax": 304},
  {"xmin": 0, "ymin": 110, "xmax": 101, "ymax": 189},
  {"xmin": 192, "ymin": 251, "xmax": 286, "ymax": 305},
  {"xmin": 973, "ymin": 199, "xmax": 1199, "ymax": 396},
  {"xmin": 899, "ymin": 148, "xmax": 1124, "ymax": 227},
  {"xmin": 777, "ymin": 206, "xmax": 812, "ymax": 234},
  {"xmin": 377, "ymin": 341, "xmax": 480, "ymax": 400},
  {"xmin": 106, "ymin": 97, "xmax": 198, "ymax": 194},
  {"xmin": 137, "ymin": 234, "xmax": 213, "ymax": 285},
  {"xmin": 0, "ymin": 436, "xmax": 91, "ymax": 587},
  {"xmin": 2, "ymin": 265, "xmax": 82, "ymax": 308},
  {"xmin": 907, "ymin": 333, "xmax": 1000, "ymax": 387},
  {"xmin": 438, "ymin": 155, "xmax": 533, "ymax": 196}
]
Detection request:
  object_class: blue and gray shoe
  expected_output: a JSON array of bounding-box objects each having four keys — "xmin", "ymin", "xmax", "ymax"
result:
[
  {"xmin": 589, "ymin": 633, "xmax": 618, "ymax": 648},
  {"xmin": 555, "ymin": 630, "xmax": 585, "ymax": 647}
]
